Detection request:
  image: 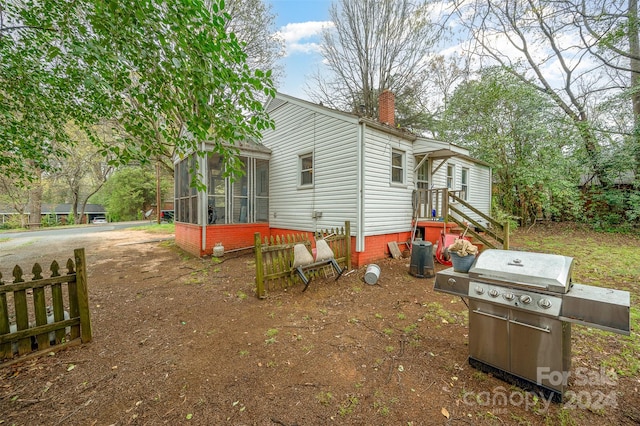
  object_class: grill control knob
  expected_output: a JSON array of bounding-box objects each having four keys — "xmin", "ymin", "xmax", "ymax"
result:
[
  {"xmin": 474, "ymin": 285, "xmax": 484, "ymax": 295},
  {"xmin": 538, "ymin": 298, "xmax": 552, "ymax": 309},
  {"xmin": 519, "ymin": 295, "xmax": 532, "ymax": 304},
  {"xmin": 503, "ymin": 292, "xmax": 515, "ymax": 301},
  {"xmin": 489, "ymin": 288, "xmax": 500, "ymax": 298}
]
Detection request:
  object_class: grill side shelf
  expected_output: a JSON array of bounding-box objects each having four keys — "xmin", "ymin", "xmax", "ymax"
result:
[
  {"xmin": 560, "ymin": 283, "xmax": 630, "ymax": 335},
  {"xmin": 433, "ymin": 268, "xmax": 469, "ymax": 298}
]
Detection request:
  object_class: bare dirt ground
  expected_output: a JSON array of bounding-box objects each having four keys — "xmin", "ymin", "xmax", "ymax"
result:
[{"xmin": 0, "ymin": 224, "xmax": 638, "ymax": 426}]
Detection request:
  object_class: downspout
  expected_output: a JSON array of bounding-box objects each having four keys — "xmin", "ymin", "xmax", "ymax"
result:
[
  {"xmin": 201, "ymin": 142, "xmax": 207, "ymax": 254},
  {"xmin": 357, "ymin": 121, "xmax": 366, "ymax": 252}
]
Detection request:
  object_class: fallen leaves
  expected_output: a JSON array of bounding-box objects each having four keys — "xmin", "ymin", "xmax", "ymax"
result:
[{"xmin": 441, "ymin": 407, "xmax": 450, "ymax": 419}]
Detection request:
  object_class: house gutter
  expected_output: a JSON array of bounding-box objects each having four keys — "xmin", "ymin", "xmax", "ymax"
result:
[{"xmin": 356, "ymin": 121, "xmax": 366, "ymax": 252}]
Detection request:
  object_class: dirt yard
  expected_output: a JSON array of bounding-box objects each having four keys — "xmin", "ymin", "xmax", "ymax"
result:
[{"xmin": 0, "ymin": 224, "xmax": 638, "ymax": 425}]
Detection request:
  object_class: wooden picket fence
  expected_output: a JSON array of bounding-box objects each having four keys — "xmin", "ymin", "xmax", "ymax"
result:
[
  {"xmin": 254, "ymin": 222, "xmax": 352, "ymax": 298},
  {"xmin": 0, "ymin": 248, "xmax": 92, "ymax": 364}
]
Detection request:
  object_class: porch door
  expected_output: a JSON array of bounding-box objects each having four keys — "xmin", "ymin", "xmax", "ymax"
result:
[{"xmin": 415, "ymin": 157, "xmax": 434, "ymax": 219}]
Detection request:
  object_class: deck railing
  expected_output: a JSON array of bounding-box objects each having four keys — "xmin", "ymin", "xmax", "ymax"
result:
[{"xmin": 414, "ymin": 188, "xmax": 509, "ymax": 250}]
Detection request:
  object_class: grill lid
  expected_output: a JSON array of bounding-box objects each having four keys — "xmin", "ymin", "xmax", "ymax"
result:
[{"xmin": 468, "ymin": 249, "xmax": 574, "ymax": 293}]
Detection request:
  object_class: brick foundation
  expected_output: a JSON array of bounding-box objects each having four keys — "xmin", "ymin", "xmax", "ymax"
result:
[
  {"xmin": 176, "ymin": 223, "xmax": 449, "ymax": 267},
  {"xmin": 175, "ymin": 222, "xmax": 269, "ymax": 256}
]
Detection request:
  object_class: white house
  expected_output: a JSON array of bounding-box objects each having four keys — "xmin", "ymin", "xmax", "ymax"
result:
[
  {"xmin": 262, "ymin": 91, "xmax": 492, "ymax": 266},
  {"xmin": 173, "ymin": 91, "xmax": 493, "ymax": 267}
]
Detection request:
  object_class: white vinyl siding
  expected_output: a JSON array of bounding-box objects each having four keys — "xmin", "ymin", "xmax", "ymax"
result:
[
  {"xmin": 263, "ymin": 99, "xmax": 359, "ymax": 232},
  {"xmin": 431, "ymin": 158, "xmax": 491, "ymax": 226},
  {"xmin": 362, "ymin": 127, "xmax": 414, "ymax": 235},
  {"xmin": 263, "ymin": 93, "xmax": 492, "ymax": 244}
]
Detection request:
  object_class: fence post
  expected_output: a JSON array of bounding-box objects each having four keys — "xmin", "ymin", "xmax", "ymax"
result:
[
  {"xmin": 12, "ymin": 266, "xmax": 31, "ymax": 355},
  {"xmin": 254, "ymin": 233, "xmax": 265, "ymax": 299},
  {"xmin": 0, "ymin": 274, "xmax": 10, "ymax": 359},
  {"xmin": 74, "ymin": 248, "xmax": 92, "ymax": 343},
  {"xmin": 345, "ymin": 221, "xmax": 351, "ymax": 270},
  {"xmin": 503, "ymin": 221, "xmax": 510, "ymax": 250}
]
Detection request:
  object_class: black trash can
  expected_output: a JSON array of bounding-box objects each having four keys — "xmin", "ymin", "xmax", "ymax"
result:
[{"xmin": 409, "ymin": 239, "xmax": 435, "ymax": 278}]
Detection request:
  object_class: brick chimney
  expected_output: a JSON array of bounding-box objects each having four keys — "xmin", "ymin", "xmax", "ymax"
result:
[{"xmin": 378, "ymin": 90, "xmax": 395, "ymax": 126}]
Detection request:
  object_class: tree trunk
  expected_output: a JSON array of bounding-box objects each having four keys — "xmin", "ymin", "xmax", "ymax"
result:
[
  {"xmin": 72, "ymin": 190, "xmax": 80, "ymax": 224},
  {"xmin": 630, "ymin": 0, "xmax": 640, "ymax": 121},
  {"xmin": 629, "ymin": 0, "xmax": 640, "ymax": 175},
  {"xmin": 28, "ymin": 168, "xmax": 43, "ymax": 228}
]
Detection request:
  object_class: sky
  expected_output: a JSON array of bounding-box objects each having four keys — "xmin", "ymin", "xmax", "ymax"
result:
[
  {"xmin": 264, "ymin": 0, "xmax": 591, "ymax": 108},
  {"xmin": 266, "ymin": 0, "xmax": 334, "ymax": 100}
]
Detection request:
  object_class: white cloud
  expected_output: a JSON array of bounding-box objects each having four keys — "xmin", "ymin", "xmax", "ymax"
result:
[{"xmin": 275, "ymin": 21, "xmax": 333, "ymax": 57}]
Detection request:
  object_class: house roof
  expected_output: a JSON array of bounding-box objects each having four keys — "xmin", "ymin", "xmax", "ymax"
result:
[
  {"xmin": 0, "ymin": 203, "xmax": 106, "ymax": 215},
  {"xmin": 223, "ymin": 138, "xmax": 271, "ymax": 155},
  {"xmin": 269, "ymin": 92, "xmax": 490, "ymax": 167}
]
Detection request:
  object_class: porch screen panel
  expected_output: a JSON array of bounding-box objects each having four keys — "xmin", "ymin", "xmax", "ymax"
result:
[
  {"xmin": 207, "ymin": 153, "xmax": 226, "ymax": 224},
  {"xmin": 176, "ymin": 156, "xmax": 198, "ymax": 224},
  {"xmin": 232, "ymin": 156, "xmax": 249, "ymax": 223},
  {"xmin": 255, "ymin": 159, "xmax": 269, "ymax": 222}
]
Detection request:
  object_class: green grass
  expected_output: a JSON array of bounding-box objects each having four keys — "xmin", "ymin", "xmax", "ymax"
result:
[
  {"xmin": 422, "ymin": 302, "xmax": 459, "ymax": 324},
  {"xmin": 516, "ymin": 228, "xmax": 640, "ymax": 380},
  {"xmin": 132, "ymin": 223, "xmax": 175, "ymax": 234}
]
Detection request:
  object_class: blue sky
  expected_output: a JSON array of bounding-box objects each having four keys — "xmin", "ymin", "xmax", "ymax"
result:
[{"xmin": 267, "ymin": 0, "xmax": 334, "ymax": 100}]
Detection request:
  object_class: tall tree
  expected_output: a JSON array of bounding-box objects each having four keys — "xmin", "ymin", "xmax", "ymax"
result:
[
  {"xmin": 457, "ymin": 0, "xmax": 633, "ymax": 187},
  {"xmin": 308, "ymin": 0, "xmax": 441, "ymax": 125},
  {"xmin": 0, "ymin": 175, "xmax": 30, "ymax": 228},
  {"xmin": 45, "ymin": 123, "xmax": 116, "ymax": 223},
  {"xmin": 0, "ymin": 0, "xmax": 275, "ymax": 183},
  {"xmin": 442, "ymin": 68, "xmax": 582, "ymax": 225},
  {"xmin": 224, "ymin": 0, "xmax": 284, "ymax": 83},
  {"xmin": 91, "ymin": 166, "xmax": 161, "ymax": 222},
  {"xmin": 567, "ymin": 0, "xmax": 640, "ymax": 177},
  {"xmin": 0, "ymin": 3, "xmax": 97, "ymax": 183}
]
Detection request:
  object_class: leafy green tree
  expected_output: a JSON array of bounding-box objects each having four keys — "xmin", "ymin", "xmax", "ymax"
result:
[
  {"xmin": 1, "ymin": 0, "xmax": 275, "ymax": 183},
  {"xmin": 441, "ymin": 68, "xmax": 583, "ymax": 225},
  {"xmin": 0, "ymin": 3, "xmax": 92, "ymax": 182},
  {"xmin": 91, "ymin": 166, "xmax": 170, "ymax": 221},
  {"xmin": 44, "ymin": 123, "xmax": 116, "ymax": 223},
  {"xmin": 455, "ymin": 0, "xmax": 639, "ymax": 189}
]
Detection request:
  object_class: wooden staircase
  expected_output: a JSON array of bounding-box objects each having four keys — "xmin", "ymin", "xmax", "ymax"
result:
[
  {"xmin": 412, "ymin": 188, "xmax": 509, "ymax": 251},
  {"xmin": 446, "ymin": 192, "xmax": 509, "ymax": 251}
]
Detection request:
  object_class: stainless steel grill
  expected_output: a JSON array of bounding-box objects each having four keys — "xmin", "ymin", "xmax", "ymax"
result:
[{"xmin": 434, "ymin": 249, "xmax": 630, "ymax": 401}]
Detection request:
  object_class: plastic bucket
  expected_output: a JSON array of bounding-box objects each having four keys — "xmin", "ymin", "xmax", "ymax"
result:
[
  {"xmin": 364, "ymin": 264, "xmax": 380, "ymax": 285},
  {"xmin": 450, "ymin": 252, "xmax": 476, "ymax": 273}
]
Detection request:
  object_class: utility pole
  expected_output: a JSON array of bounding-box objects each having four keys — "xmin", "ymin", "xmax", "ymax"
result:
[{"xmin": 156, "ymin": 160, "xmax": 161, "ymax": 224}]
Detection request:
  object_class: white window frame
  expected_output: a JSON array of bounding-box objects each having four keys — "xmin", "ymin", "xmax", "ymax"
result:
[
  {"xmin": 299, "ymin": 152, "xmax": 314, "ymax": 188},
  {"xmin": 447, "ymin": 164, "xmax": 455, "ymax": 189},
  {"xmin": 416, "ymin": 157, "xmax": 429, "ymax": 189},
  {"xmin": 461, "ymin": 167, "xmax": 469, "ymax": 201},
  {"xmin": 391, "ymin": 148, "xmax": 405, "ymax": 185}
]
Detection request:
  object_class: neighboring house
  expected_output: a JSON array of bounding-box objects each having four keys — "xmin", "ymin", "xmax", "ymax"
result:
[
  {"xmin": 43, "ymin": 204, "xmax": 108, "ymax": 224},
  {"xmin": 173, "ymin": 91, "xmax": 492, "ymax": 267},
  {"xmin": 0, "ymin": 204, "xmax": 107, "ymax": 225}
]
